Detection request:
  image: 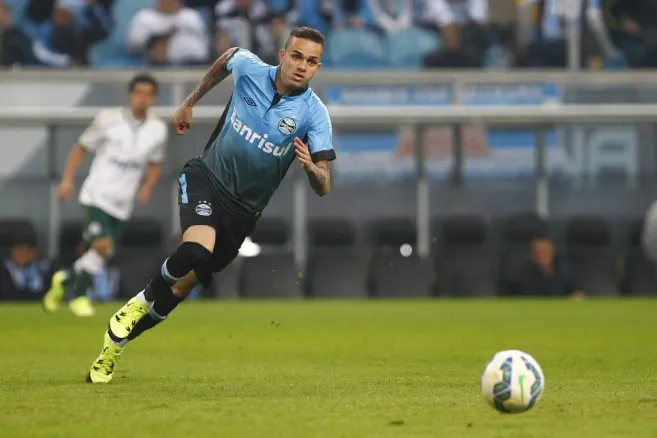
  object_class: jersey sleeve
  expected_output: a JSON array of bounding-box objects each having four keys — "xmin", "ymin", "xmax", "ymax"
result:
[
  {"xmin": 78, "ymin": 111, "xmax": 107, "ymax": 152},
  {"xmin": 148, "ymin": 123, "xmax": 168, "ymax": 164},
  {"xmin": 225, "ymin": 48, "xmax": 267, "ymax": 84},
  {"xmin": 306, "ymin": 98, "xmax": 336, "ymax": 163}
]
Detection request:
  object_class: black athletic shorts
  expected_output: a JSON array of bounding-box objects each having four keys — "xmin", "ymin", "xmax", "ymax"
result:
[{"xmin": 177, "ymin": 162, "xmax": 258, "ymax": 288}]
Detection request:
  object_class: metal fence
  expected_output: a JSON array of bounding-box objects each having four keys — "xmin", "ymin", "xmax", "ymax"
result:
[{"xmin": 3, "ymin": 103, "xmax": 656, "ymax": 269}]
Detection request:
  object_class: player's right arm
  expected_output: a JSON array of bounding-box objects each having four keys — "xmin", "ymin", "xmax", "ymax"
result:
[
  {"xmin": 58, "ymin": 112, "xmax": 107, "ymax": 201},
  {"xmin": 171, "ymin": 47, "xmax": 241, "ymax": 135}
]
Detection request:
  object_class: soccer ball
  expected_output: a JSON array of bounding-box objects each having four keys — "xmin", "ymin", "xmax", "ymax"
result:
[{"xmin": 480, "ymin": 349, "xmax": 545, "ymax": 414}]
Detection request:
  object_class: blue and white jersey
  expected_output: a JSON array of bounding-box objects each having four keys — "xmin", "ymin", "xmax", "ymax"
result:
[{"xmin": 195, "ymin": 48, "xmax": 335, "ymax": 214}]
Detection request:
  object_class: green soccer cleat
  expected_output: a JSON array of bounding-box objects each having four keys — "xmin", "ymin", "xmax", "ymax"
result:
[
  {"xmin": 87, "ymin": 332, "xmax": 123, "ymax": 383},
  {"xmin": 109, "ymin": 296, "xmax": 150, "ymax": 339},
  {"xmin": 43, "ymin": 270, "xmax": 67, "ymax": 314}
]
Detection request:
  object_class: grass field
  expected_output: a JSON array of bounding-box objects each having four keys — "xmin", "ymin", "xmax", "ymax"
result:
[{"xmin": 1, "ymin": 299, "xmax": 656, "ymax": 438}]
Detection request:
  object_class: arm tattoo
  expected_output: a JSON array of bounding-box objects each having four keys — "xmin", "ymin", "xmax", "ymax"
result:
[
  {"xmin": 306, "ymin": 162, "xmax": 331, "ymax": 196},
  {"xmin": 184, "ymin": 47, "xmax": 239, "ymax": 107}
]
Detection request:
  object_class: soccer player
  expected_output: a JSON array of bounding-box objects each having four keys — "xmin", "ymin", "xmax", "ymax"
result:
[
  {"xmin": 86, "ymin": 26, "xmax": 335, "ymax": 383},
  {"xmin": 43, "ymin": 74, "xmax": 168, "ymax": 318}
]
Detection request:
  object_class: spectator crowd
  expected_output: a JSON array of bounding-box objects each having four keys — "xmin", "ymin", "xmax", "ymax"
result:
[
  {"xmin": 1, "ymin": 0, "xmax": 657, "ymax": 70},
  {"xmin": 0, "ymin": 219, "xmax": 215, "ymax": 304}
]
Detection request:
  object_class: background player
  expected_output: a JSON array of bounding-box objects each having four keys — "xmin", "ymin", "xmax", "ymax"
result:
[
  {"xmin": 86, "ymin": 27, "xmax": 335, "ymax": 383},
  {"xmin": 43, "ymin": 74, "xmax": 168, "ymax": 318}
]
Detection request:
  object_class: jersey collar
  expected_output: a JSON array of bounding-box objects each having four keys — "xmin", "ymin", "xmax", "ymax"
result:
[
  {"xmin": 269, "ymin": 66, "xmax": 308, "ymax": 97},
  {"xmin": 122, "ymin": 108, "xmax": 147, "ymax": 128}
]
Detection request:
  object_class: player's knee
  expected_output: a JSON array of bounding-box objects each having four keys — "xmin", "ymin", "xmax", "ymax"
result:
[
  {"xmin": 91, "ymin": 237, "xmax": 112, "ymax": 257},
  {"xmin": 176, "ymin": 241, "xmax": 212, "ymax": 270},
  {"xmin": 159, "ymin": 241, "xmax": 212, "ymax": 288}
]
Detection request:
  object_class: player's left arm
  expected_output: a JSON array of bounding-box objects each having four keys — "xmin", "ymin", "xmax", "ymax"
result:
[
  {"xmin": 296, "ymin": 104, "xmax": 336, "ymax": 197},
  {"xmin": 295, "ymin": 137, "xmax": 331, "ymax": 196}
]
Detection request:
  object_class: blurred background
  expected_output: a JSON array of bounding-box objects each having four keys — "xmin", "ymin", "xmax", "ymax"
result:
[{"xmin": 1, "ymin": 0, "xmax": 657, "ymax": 303}]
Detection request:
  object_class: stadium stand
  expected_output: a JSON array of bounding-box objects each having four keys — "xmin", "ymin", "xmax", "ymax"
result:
[
  {"xmin": 368, "ymin": 218, "xmax": 433, "ymax": 298},
  {"xmin": 0, "ymin": 219, "xmax": 38, "ymax": 258},
  {"xmin": 434, "ymin": 215, "xmax": 497, "ymax": 298},
  {"xmin": 621, "ymin": 219, "xmax": 657, "ymax": 296},
  {"xmin": 496, "ymin": 213, "xmax": 550, "ymax": 296},
  {"xmin": 7, "ymin": 0, "xmax": 655, "ymax": 70},
  {"xmin": 213, "ymin": 253, "xmax": 242, "ymax": 299},
  {"xmin": 325, "ymin": 28, "xmax": 389, "ymax": 69},
  {"xmin": 386, "ymin": 25, "xmax": 441, "ymax": 69},
  {"xmin": 307, "ymin": 218, "xmax": 369, "ymax": 299},
  {"xmin": 240, "ymin": 217, "xmax": 302, "ymax": 299},
  {"xmin": 565, "ymin": 216, "xmax": 621, "ymax": 297},
  {"xmin": 57, "ymin": 221, "xmax": 85, "ymax": 266},
  {"xmin": 115, "ymin": 219, "xmax": 164, "ymax": 298}
]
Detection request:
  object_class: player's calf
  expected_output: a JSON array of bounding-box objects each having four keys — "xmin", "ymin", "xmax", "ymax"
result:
[
  {"xmin": 106, "ymin": 241, "xmax": 211, "ymax": 342},
  {"xmin": 144, "ymin": 241, "xmax": 212, "ymax": 301},
  {"xmin": 68, "ymin": 238, "xmax": 112, "ymax": 317},
  {"xmin": 125, "ymin": 272, "xmax": 198, "ymax": 341},
  {"xmin": 46, "ymin": 238, "xmax": 111, "ymax": 316}
]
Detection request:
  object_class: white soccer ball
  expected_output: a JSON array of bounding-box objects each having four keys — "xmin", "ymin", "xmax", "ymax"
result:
[{"xmin": 480, "ymin": 349, "xmax": 545, "ymax": 414}]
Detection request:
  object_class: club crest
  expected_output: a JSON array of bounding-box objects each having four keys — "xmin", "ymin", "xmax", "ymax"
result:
[{"xmin": 278, "ymin": 117, "xmax": 296, "ymax": 135}]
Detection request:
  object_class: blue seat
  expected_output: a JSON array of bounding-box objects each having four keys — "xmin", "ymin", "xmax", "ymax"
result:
[
  {"xmin": 386, "ymin": 26, "xmax": 439, "ymax": 68},
  {"xmin": 5, "ymin": 0, "xmax": 26, "ymax": 20},
  {"xmin": 296, "ymin": 1, "xmax": 330, "ymax": 35},
  {"xmin": 268, "ymin": 0, "xmax": 291, "ymax": 13},
  {"xmin": 327, "ymin": 28, "xmax": 387, "ymax": 69},
  {"xmin": 89, "ymin": 0, "xmax": 151, "ymax": 67}
]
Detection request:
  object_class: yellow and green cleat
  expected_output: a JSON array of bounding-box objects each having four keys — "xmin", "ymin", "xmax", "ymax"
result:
[
  {"xmin": 87, "ymin": 332, "xmax": 124, "ymax": 383},
  {"xmin": 109, "ymin": 296, "xmax": 150, "ymax": 339},
  {"xmin": 69, "ymin": 296, "xmax": 96, "ymax": 317},
  {"xmin": 43, "ymin": 270, "xmax": 67, "ymax": 314}
]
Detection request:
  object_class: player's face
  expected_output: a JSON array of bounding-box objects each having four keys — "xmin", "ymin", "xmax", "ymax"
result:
[
  {"xmin": 0, "ymin": 5, "xmax": 10, "ymax": 27},
  {"xmin": 530, "ymin": 238, "xmax": 554, "ymax": 269},
  {"xmin": 157, "ymin": 0, "xmax": 180, "ymax": 14},
  {"xmin": 11, "ymin": 244, "xmax": 36, "ymax": 267},
  {"xmin": 279, "ymin": 37, "xmax": 323, "ymax": 90},
  {"xmin": 129, "ymin": 82, "xmax": 156, "ymax": 112}
]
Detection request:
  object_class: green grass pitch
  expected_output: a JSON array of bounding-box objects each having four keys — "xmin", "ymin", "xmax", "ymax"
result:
[{"xmin": 1, "ymin": 299, "xmax": 656, "ymax": 437}]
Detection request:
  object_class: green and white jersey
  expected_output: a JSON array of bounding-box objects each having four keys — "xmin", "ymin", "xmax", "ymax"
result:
[{"xmin": 77, "ymin": 108, "xmax": 168, "ymax": 220}]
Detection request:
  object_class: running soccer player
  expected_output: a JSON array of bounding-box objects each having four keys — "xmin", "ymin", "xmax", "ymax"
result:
[
  {"xmin": 86, "ymin": 26, "xmax": 335, "ymax": 383},
  {"xmin": 43, "ymin": 74, "xmax": 167, "ymax": 318}
]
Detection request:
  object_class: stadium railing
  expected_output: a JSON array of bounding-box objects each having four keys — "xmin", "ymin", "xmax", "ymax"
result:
[
  {"xmin": 4, "ymin": 70, "xmax": 657, "ymax": 105},
  {"xmin": 1, "ymin": 103, "xmax": 656, "ymax": 267}
]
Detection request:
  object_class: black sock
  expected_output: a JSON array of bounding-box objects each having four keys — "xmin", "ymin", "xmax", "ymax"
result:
[
  {"xmin": 143, "ymin": 242, "xmax": 211, "ymax": 301},
  {"xmin": 143, "ymin": 275, "xmax": 170, "ymax": 302},
  {"xmin": 126, "ymin": 294, "xmax": 185, "ymax": 341}
]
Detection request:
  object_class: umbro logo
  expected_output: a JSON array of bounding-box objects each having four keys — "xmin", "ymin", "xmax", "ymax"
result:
[{"xmin": 244, "ymin": 97, "xmax": 256, "ymax": 106}]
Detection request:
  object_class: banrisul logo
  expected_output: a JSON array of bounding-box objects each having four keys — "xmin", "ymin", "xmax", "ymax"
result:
[{"xmin": 230, "ymin": 109, "xmax": 292, "ymax": 157}]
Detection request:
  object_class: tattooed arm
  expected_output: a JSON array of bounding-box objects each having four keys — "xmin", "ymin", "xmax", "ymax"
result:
[
  {"xmin": 293, "ymin": 137, "xmax": 331, "ymax": 196},
  {"xmin": 305, "ymin": 160, "xmax": 331, "ymax": 196},
  {"xmin": 171, "ymin": 47, "xmax": 240, "ymax": 134},
  {"xmin": 183, "ymin": 47, "xmax": 240, "ymax": 107}
]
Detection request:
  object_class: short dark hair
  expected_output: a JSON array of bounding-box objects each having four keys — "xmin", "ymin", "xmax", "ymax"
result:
[
  {"xmin": 286, "ymin": 26, "xmax": 325, "ymax": 48},
  {"xmin": 128, "ymin": 73, "xmax": 159, "ymax": 95},
  {"xmin": 12, "ymin": 231, "xmax": 36, "ymax": 248}
]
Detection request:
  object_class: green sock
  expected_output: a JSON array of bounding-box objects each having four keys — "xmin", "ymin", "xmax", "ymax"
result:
[{"xmin": 65, "ymin": 269, "xmax": 93, "ymax": 299}]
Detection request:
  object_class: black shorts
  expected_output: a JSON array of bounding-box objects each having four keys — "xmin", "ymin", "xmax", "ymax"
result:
[{"xmin": 177, "ymin": 163, "xmax": 257, "ymax": 288}]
